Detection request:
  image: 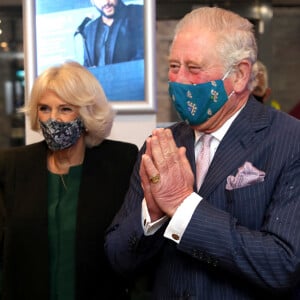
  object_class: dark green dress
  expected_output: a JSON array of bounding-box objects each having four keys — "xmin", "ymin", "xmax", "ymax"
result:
[{"xmin": 48, "ymin": 165, "xmax": 82, "ymax": 300}]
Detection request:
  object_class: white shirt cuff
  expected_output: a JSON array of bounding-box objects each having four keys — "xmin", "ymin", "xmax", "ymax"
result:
[
  {"xmin": 164, "ymin": 192, "xmax": 201, "ymax": 243},
  {"xmin": 142, "ymin": 198, "xmax": 169, "ymax": 235}
]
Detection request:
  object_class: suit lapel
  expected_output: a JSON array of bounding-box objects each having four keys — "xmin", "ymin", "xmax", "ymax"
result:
[
  {"xmin": 199, "ymin": 98, "xmax": 270, "ymax": 198},
  {"xmin": 106, "ymin": 17, "xmax": 123, "ymax": 63},
  {"xmin": 173, "ymin": 122, "xmax": 197, "ymax": 168}
]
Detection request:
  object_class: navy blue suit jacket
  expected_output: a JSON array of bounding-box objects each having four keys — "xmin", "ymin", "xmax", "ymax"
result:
[
  {"xmin": 0, "ymin": 139, "xmax": 138, "ymax": 300},
  {"xmin": 105, "ymin": 98, "xmax": 300, "ymax": 299}
]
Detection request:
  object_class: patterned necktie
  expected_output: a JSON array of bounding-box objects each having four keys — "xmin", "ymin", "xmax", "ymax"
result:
[{"xmin": 196, "ymin": 134, "xmax": 213, "ymax": 190}]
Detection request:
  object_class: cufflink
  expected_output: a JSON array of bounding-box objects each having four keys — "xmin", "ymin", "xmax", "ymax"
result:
[{"xmin": 172, "ymin": 233, "xmax": 180, "ymax": 240}]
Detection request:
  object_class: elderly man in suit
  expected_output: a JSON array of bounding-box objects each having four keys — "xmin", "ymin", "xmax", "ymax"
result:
[{"xmin": 105, "ymin": 6, "xmax": 300, "ymax": 299}]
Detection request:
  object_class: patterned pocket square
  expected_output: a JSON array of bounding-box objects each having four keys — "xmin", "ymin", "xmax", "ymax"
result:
[{"xmin": 226, "ymin": 161, "xmax": 265, "ymax": 190}]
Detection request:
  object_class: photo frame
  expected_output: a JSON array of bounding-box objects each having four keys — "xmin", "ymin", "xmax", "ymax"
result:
[{"xmin": 23, "ymin": 0, "xmax": 156, "ymax": 113}]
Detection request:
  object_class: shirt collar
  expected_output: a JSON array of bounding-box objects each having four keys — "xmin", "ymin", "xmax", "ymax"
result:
[{"xmin": 194, "ymin": 106, "xmax": 244, "ymax": 145}]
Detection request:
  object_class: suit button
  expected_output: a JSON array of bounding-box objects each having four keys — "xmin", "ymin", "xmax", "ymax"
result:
[
  {"xmin": 192, "ymin": 249, "xmax": 198, "ymax": 258},
  {"xmin": 212, "ymin": 259, "xmax": 219, "ymax": 267},
  {"xmin": 199, "ymin": 250, "xmax": 204, "ymax": 260}
]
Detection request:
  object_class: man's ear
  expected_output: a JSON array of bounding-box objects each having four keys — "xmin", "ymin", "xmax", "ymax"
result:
[{"xmin": 233, "ymin": 60, "xmax": 252, "ymax": 93}]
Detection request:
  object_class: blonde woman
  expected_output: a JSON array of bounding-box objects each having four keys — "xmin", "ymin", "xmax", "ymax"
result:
[{"xmin": 0, "ymin": 61, "xmax": 138, "ymax": 300}]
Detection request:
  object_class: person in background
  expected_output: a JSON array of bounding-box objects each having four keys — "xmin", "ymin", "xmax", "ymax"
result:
[
  {"xmin": 0, "ymin": 61, "xmax": 138, "ymax": 300},
  {"xmin": 104, "ymin": 6, "xmax": 300, "ymax": 299},
  {"xmin": 79, "ymin": 0, "xmax": 144, "ymax": 67},
  {"xmin": 252, "ymin": 60, "xmax": 272, "ymax": 103},
  {"xmin": 252, "ymin": 60, "xmax": 281, "ymax": 110},
  {"xmin": 289, "ymin": 101, "xmax": 300, "ymax": 119}
]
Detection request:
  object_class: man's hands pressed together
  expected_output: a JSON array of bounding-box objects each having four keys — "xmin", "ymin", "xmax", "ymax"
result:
[{"xmin": 140, "ymin": 128, "xmax": 194, "ymax": 221}]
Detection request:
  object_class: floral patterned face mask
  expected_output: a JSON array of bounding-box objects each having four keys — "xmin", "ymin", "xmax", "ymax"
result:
[
  {"xmin": 39, "ymin": 117, "xmax": 85, "ymax": 151},
  {"xmin": 168, "ymin": 70, "xmax": 234, "ymax": 126}
]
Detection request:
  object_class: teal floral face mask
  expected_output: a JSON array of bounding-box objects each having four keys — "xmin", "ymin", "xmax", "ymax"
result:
[
  {"xmin": 168, "ymin": 71, "xmax": 234, "ymax": 126},
  {"xmin": 39, "ymin": 117, "xmax": 85, "ymax": 151}
]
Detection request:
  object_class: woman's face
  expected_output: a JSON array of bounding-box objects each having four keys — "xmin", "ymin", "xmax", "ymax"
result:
[{"xmin": 37, "ymin": 91, "xmax": 79, "ymax": 123}]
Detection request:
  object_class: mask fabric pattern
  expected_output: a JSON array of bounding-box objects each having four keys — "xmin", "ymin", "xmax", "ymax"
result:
[
  {"xmin": 168, "ymin": 75, "xmax": 231, "ymax": 126},
  {"xmin": 39, "ymin": 117, "xmax": 85, "ymax": 151}
]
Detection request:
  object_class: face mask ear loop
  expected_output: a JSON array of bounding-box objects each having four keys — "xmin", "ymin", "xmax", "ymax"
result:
[
  {"xmin": 222, "ymin": 68, "xmax": 232, "ymax": 80},
  {"xmin": 228, "ymin": 90, "xmax": 235, "ymax": 98},
  {"xmin": 222, "ymin": 68, "xmax": 235, "ymax": 98}
]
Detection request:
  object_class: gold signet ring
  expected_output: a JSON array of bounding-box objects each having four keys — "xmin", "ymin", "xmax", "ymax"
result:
[{"xmin": 150, "ymin": 174, "xmax": 160, "ymax": 184}]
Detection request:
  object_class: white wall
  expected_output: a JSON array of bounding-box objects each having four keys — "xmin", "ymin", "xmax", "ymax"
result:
[{"xmin": 109, "ymin": 114, "xmax": 156, "ymax": 149}]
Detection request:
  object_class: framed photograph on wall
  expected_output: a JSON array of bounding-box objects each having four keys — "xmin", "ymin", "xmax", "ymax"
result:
[{"xmin": 23, "ymin": 0, "xmax": 156, "ymax": 113}]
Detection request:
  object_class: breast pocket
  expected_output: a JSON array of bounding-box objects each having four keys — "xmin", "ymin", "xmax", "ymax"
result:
[{"xmin": 225, "ymin": 181, "xmax": 268, "ymax": 229}]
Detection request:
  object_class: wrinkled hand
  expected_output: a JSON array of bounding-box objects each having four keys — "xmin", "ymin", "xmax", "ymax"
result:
[
  {"xmin": 140, "ymin": 128, "xmax": 194, "ymax": 219},
  {"xmin": 140, "ymin": 137, "xmax": 165, "ymax": 220}
]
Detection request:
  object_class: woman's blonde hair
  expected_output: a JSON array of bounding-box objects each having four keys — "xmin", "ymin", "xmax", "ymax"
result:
[{"xmin": 22, "ymin": 60, "xmax": 115, "ymax": 147}]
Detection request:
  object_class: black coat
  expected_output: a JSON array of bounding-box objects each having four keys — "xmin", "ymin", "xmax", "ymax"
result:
[{"xmin": 0, "ymin": 139, "xmax": 138, "ymax": 300}]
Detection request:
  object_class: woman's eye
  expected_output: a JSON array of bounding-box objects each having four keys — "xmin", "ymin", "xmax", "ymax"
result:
[
  {"xmin": 38, "ymin": 105, "xmax": 50, "ymax": 112},
  {"xmin": 62, "ymin": 107, "xmax": 72, "ymax": 111},
  {"xmin": 60, "ymin": 106, "xmax": 74, "ymax": 113}
]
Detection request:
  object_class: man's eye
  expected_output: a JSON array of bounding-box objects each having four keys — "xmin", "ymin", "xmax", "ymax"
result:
[
  {"xmin": 188, "ymin": 66, "xmax": 200, "ymax": 72},
  {"xmin": 169, "ymin": 63, "xmax": 178, "ymax": 68},
  {"xmin": 169, "ymin": 64, "xmax": 180, "ymax": 71}
]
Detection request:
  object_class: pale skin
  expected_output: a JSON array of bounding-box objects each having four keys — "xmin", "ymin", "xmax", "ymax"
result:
[
  {"xmin": 37, "ymin": 91, "xmax": 85, "ymax": 175},
  {"xmin": 91, "ymin": 0, "xmax": 118, "ymax": 26},
  {"xmin": 140, "ymin": 28, "xmax": 252, "ymax": 221}
]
